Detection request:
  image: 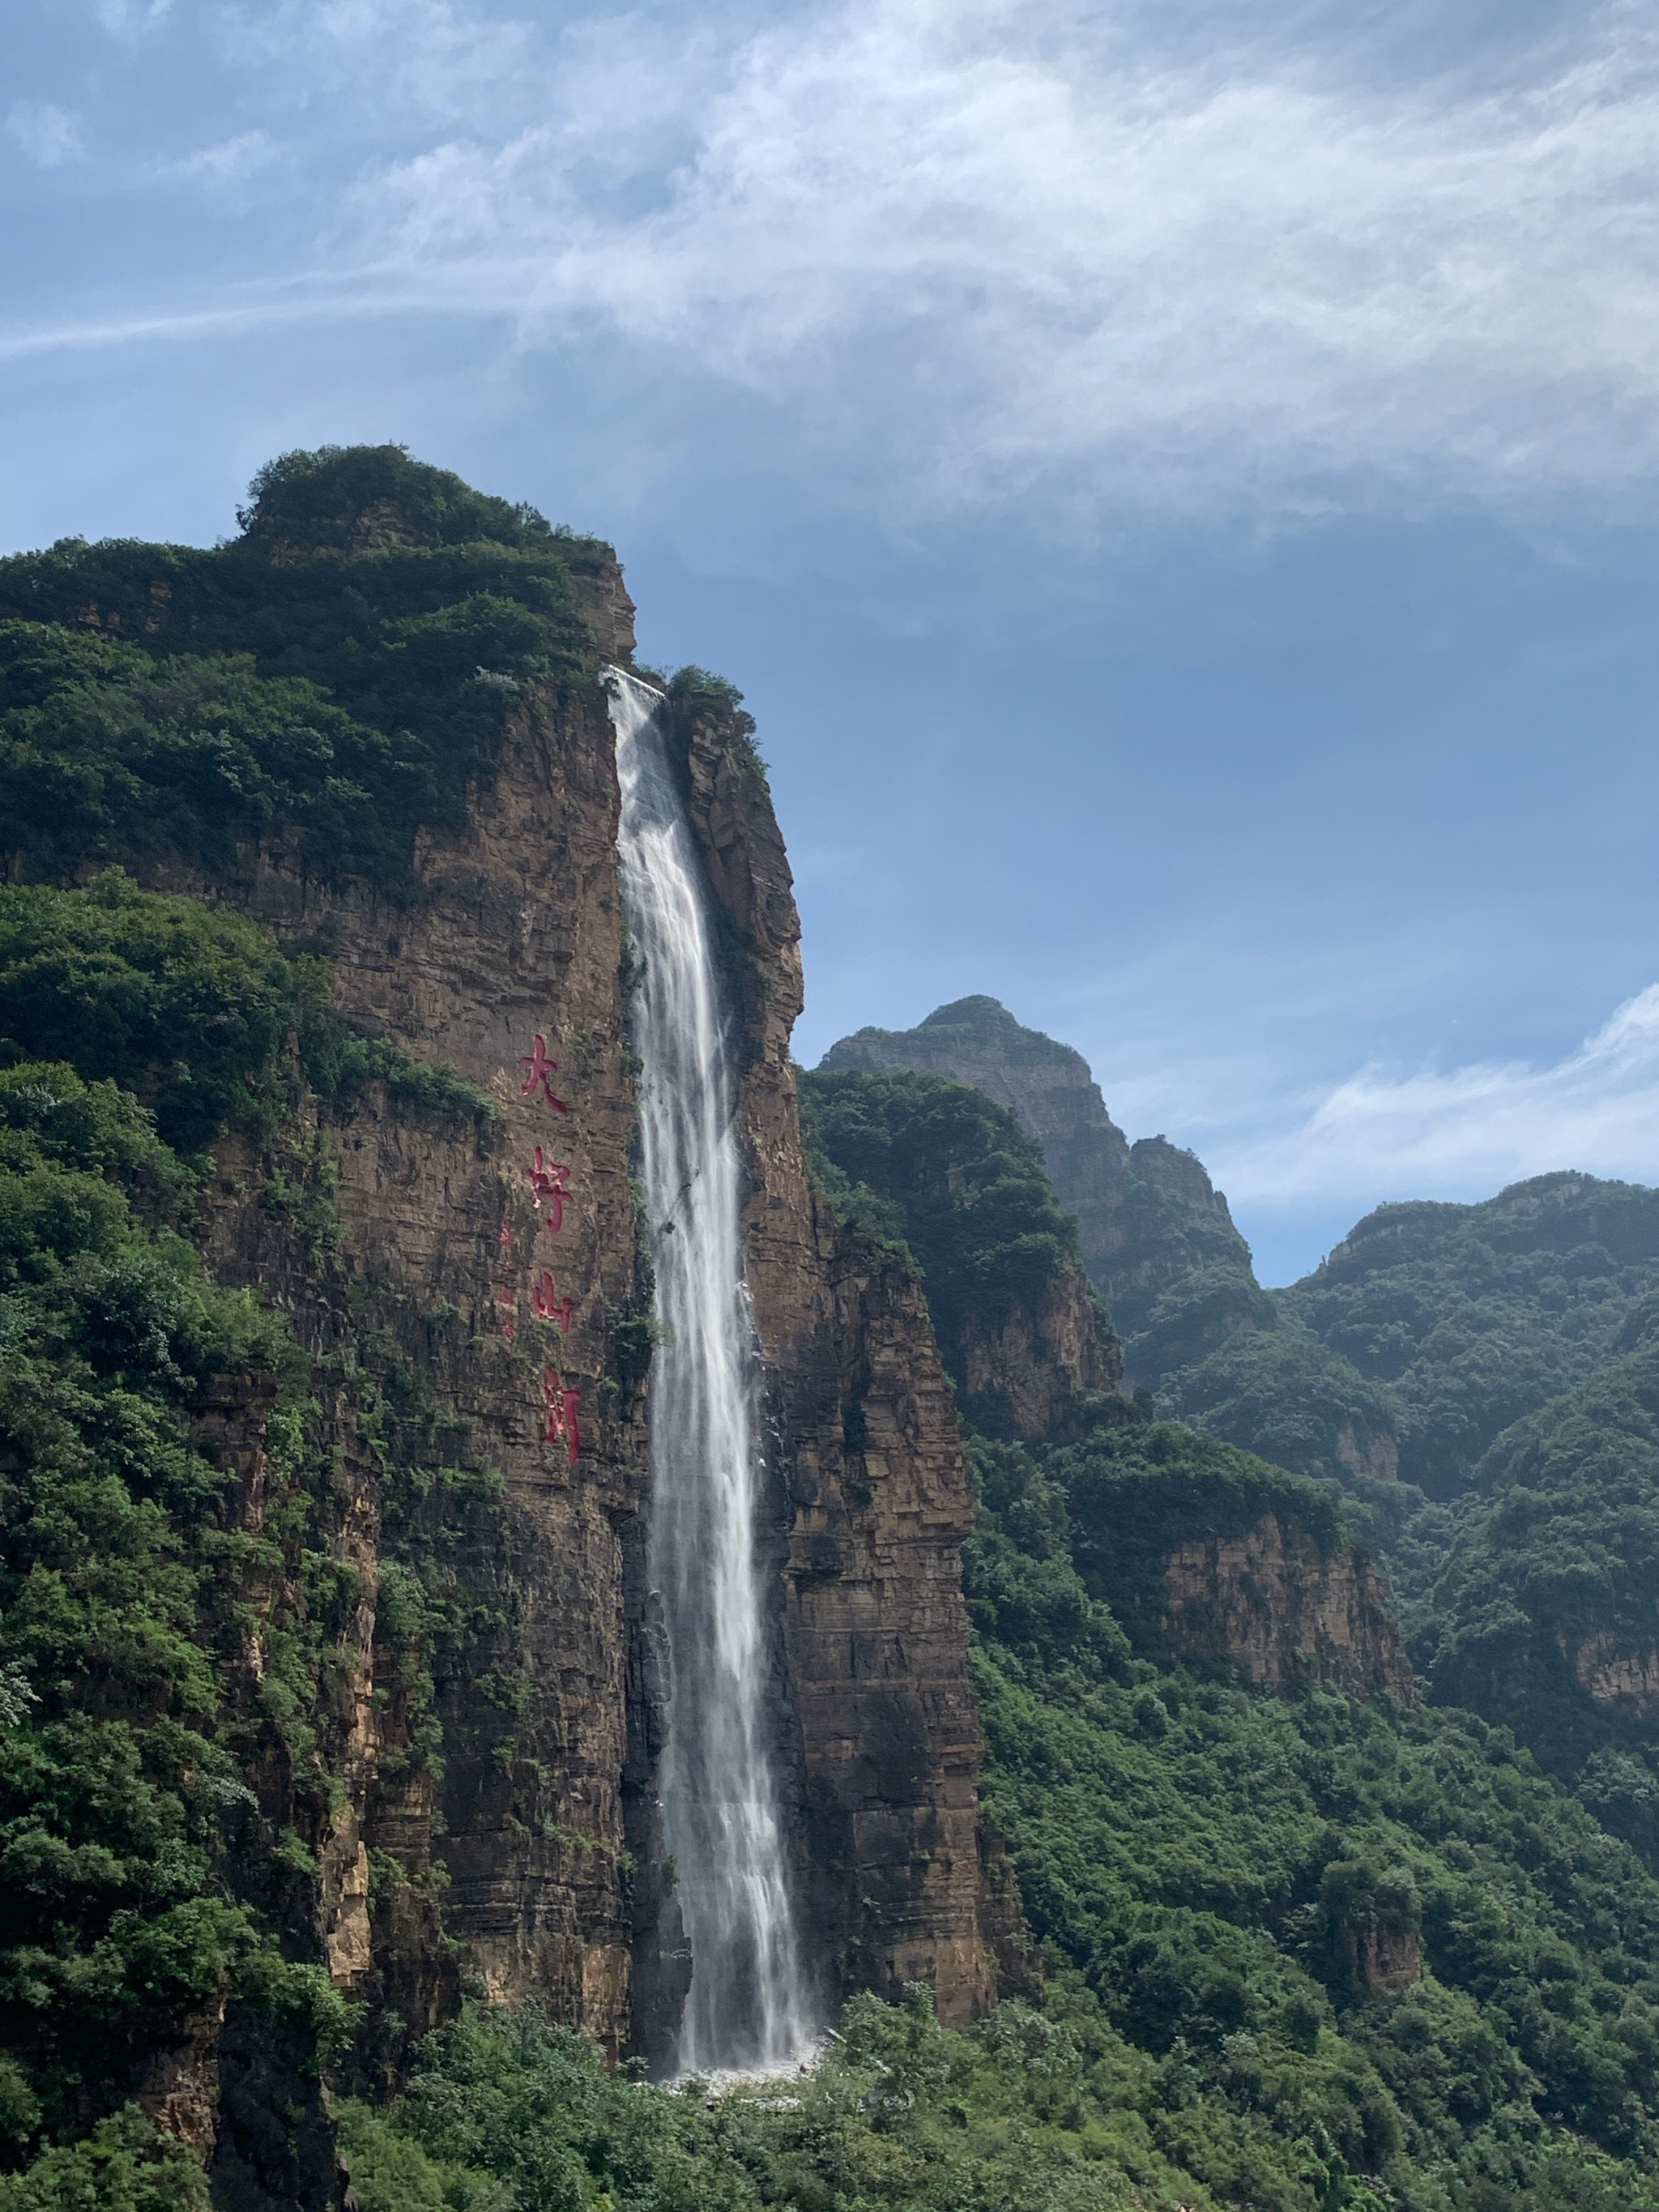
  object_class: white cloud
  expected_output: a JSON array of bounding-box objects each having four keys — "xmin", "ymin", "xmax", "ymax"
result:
[
  {"xmin": 319, "ymin": 0, "xmax": 1659, "ymax": 527},
  {"xmin": 96, "ymin": 0, "xmax": 174, "ymax": 36},
  {"xmin": 1214, "ymin": 985, "xmax": 1659, "ymax": 1210},
  {"xmin": 6, "ymin": 102, "xmax": 86, "ymax": 169},
  {"xmin": 225, "ymin": 0, "xmax": 539, "ymax": 126},
  {"xmin": 11, "ymin": 0, "xmax": 1659, "ymax": 535},
  {"xmin": 163, "ymin": 131, "xmax": 279, "ymax": 186}
]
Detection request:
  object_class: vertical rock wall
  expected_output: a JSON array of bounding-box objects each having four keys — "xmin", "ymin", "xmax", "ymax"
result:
[
  {"xmin": 192, "ymin": 556, "xmax": 1000, "ymax": 2091},
  {"xmin": 664, "ymin": 686, "xmax": 1004, "ymax": 2022},
  {"xmin": 207, "ymin": 609, "xmax": 650, "ymax": 2063},
  {"xmin": 1161, "ymin": 1515, "xmax": 1415, "ymax": 1701}
]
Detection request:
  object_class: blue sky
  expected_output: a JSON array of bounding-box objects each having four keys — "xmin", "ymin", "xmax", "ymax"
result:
[{"xmin": 4, "ymin": 0, "xmax": 1659, "ymax": 1282}]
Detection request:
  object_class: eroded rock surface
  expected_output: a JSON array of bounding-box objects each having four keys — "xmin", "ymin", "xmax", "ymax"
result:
[
  {"xmin": 177, "ymin": 554, "xmax": 1004, "ymax": 2093},
  {"xmin": 1162, "ymin": 1514, "xmax": 1414, "ymax": 1700},
  {"xmin": 821, "ymin": 997, "xmax": 1260, "ymax": 1375}
]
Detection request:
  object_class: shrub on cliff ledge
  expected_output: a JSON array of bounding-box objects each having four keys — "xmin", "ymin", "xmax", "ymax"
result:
[{"xmin": 0, "ymin": 875, "xmax": 491, "ymax": 1152}]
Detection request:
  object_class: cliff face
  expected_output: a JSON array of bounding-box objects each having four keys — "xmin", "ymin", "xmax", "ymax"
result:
[
  {"xmin": 1161, "ymin": 1514, "xmax": 1414, "ymax": 1700},
  {"xmin": 194, "ymin": 597, "xmax": 652, "ymax": 2087},
  {"xmin": 667, "ymin": 690, "xmax": 1002, "ymax": 2019},
  {"xmin": 0, "ymin": 463, "xmax": 1008, "ymax": 2193},
  {"xmin": 957, "ymin": 1269, "xmax": 1115, "ymax": 1441},
  {"xmin": 1570, "ymin": 1634, "xmax": 1659, "ymax": 1708},
  {"xmin": 190, "ymin": 553, "xmax": 1000, "ymax": 2102}
]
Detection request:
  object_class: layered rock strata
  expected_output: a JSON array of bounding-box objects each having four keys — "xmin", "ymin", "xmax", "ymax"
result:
[
  {"xmin": 172, "ymin": 541, "xmax": 1003, "ymax": 2119},
  {"xmin": 666, "ymin": 686, "xmax": 1004, "ymax": 2019},
  {"xmin": 1162, "ymin": 1514, "xmax": 1414, "ymax": 1701}
]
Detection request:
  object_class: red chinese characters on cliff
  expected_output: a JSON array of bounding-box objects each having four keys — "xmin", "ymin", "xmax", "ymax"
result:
[
  {"xmin": 533, "ymin": 1271, "xmax": 574, "ymax": 1332},
  {"xmin": 544, "ymin": 1368, "xmax": 582, "ymax": 1466},
  {"xmin": 518, "ymin": 1033, "xmax": 568, "ymax": 1114},
  {"xmin": 527, "ymin": 1147, "xmax": 571, "ymax": 1234}
]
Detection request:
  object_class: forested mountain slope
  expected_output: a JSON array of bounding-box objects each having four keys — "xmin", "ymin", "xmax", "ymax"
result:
[
  {"xmin": 804, "ymin": 1065, "xmax": 1659, "ymax": 2212},
  {"xmin": 821, "ymin": 1006, "xmax": 1659, "ymax": 1915},
  {"xmin": 1282, "ymin": 1176, "xmax": 1659, "ymax": 1498},
  {"xmin": 1419, "ymin": 1309, "xmax": 1659, "ymax": 1863}
]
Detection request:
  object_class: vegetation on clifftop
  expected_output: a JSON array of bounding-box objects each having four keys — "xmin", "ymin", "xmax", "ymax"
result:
[{"xmin": 0, "ymin": 445, "xmax": 608, "ymax": 899}]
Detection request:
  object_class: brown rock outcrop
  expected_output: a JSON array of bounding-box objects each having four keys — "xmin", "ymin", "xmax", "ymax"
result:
[
  {"xmin": 1350, "ymin": 1925, "xmax": 1423, "ymax": 1992},
  {"xmin": 1335, "ymin": 1419, "xmax": 1400, "ymax": 1485},
  {"xmin": 1569, "ymin": 1633, "xmax": 1659, "ymax": 1709},
  {"xmin": 957, "ymin": 1270, "xmax": 1119, "ymax": 1441},
  {"xmin": 140, "ymin": 542, "xmax": 1004, "ymax": 2137},
  {"xmin": 1162, "ymin": 1513, "xmax": 1414, "ymax": 1700}
]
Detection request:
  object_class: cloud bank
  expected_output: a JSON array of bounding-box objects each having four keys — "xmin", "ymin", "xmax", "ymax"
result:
[
  {"xmin": 6, "ymin": 103, "xmax": 85, "ymax": 169},
  {"xmin": 15, "ymin": 0, "xmax": 1659, "ymax": 535},
  {"xmin": 304, "ymin": 0, "xmax": 1659, "ymax": 527},
  {"xmin": 1215, "ymin": 985, "xmax": 1659, "ymax": 1212}
]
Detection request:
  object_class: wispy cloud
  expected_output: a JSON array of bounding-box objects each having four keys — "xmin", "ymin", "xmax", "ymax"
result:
[
  {"xmin": 96, "ymin": 0, "xmax": 174, "ymax": 38},
  {"xmin": 226, "ymin": 0, "xmax": 540, "ymax": 126},
  {"xmin": 6, "ymin": 102, "xmax": 86, "ymax": 169},
  {"xmin": 319, "ymin": 0, "xmax": 1659, "ymax": 527},
  {"xmin": 1214, "ymin": 986, "xmax": 1659, "ymax": 1210},
  {"xmin": 8, "ymin": 0, "xmax": 1659, "ymax": 540},
  {"xmin": 160, "ymin": 130, "xmax": 280, "ymax": 187}
]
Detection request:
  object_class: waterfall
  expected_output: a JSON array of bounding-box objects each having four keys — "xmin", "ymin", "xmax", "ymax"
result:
[{"xmin": 607, "ymin": 667, "xmax": 813, "ymax": 2077}]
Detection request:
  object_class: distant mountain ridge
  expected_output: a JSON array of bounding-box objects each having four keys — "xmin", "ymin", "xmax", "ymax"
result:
[
  {"xmin": 821, "ymin": 996, "xmax": 1261, "ymax": 1377},
  {"xmin": 822, "ymin": 999, "xmax": 1659, "ymax": 1498},
  {"xmin": 820, "ymin": 998, "xmax": 1386, "ymax": 1492},
  {"xmin": 822, "ymin": 995, "xmax": 1659, "ymax": 1881}
]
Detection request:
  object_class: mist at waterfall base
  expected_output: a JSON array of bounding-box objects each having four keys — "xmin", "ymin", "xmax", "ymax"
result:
[{"xmin": 608, "ymin": 669, "xmax": 817, "ymax": 2078}]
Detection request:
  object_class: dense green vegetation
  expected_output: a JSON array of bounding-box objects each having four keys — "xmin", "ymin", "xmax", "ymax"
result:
[
  {"xmin": 1419, "ymin": 1313, "xmax": 1659, "ymax": 1860},
  {"xmin": 0, "ymin": 445, "xmax": 608, "ymax": 898},
  {"xmin": 1113, "ymin": 1159, "xmax": 1659, "ymax": 1864},
  {"xmin": 0, "ymin": 914, "xmax": 334, "ymax": 2182},
  {"xmin": 327, "ymin": 1412, "xmax": 1659, "ymax": 2212},
  {"xmin": 0, "ymin": 873, "xmax": 492, "ymax": 1153},
  {"xmin": 1108, "ymin": 1149, "xmax": 1261, "ymax": 1381},
  {"xmin": 335, "ymin": 1994, "xmax": 1225, "ymax": 2212},
  {"xmin": 812, "ymin": 994, "xmax": 1264, "ymax": 1390},
  {"xmin": 1279, "ymin": 1177, "xmax": 1659, "ymax": 1501},
  {"xmin": 1157, "ymin": 1173, "xmax": 1659, "ymax": 1510},
  {"xmin": 798, "ymin": 1065, "xmax": 1108, "ymax": 1430},
  {"xmin": 0, "ymin": 872, "xmax": 500, "ymax": 2201},
  {"xmin": 967, "ymin": 1423, "xmax": 1659, "ymax": 2210},
  {"xmin": 801, "ymin": 1059, "xmax": 1659, "ymax": 2206},
  {"xmin": 1159, "ymin": 1320, "xmax": 1403, "ymax": 1501}
]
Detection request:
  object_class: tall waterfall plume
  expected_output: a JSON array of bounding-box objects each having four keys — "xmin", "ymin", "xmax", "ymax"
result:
[{"xmin": 608, "ymin": 667, "xmax": 814, "ymax": 2077}]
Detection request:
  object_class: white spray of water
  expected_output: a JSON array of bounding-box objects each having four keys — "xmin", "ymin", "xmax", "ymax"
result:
[{"xmin": 608, "ymin": 667, "xmax": 813, "ymax": 2077}]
